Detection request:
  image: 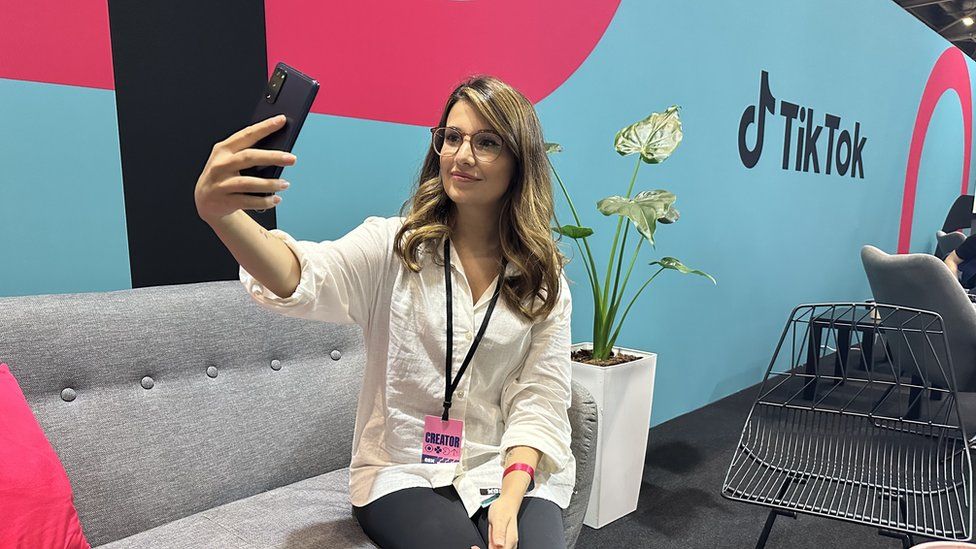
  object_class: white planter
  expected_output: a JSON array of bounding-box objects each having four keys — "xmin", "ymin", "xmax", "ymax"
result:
[{"xmin": 571, "ymin": 342, "xmax": 657, "ymax": 529}]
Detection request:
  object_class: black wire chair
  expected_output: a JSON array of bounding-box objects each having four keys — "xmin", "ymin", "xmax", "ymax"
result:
[{"xmin": 722, "ymin": 303, "xmax": 973, "ymax": 549}]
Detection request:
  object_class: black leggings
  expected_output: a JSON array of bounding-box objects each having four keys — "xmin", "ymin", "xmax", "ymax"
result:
[{"xmin": 352, "ymin": 485, "xmax": 567, "ymax": 549}]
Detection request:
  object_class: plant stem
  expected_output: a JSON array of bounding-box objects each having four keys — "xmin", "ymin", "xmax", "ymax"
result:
[
  {"xmin": 552, "ymin": 208, "xmax": 596, "ymax": 294},
  {"xmin": 598, "ymin": 154, "xmax": 643, "ymax": 355},
  {"xmin": 607, "ymin": 222, "xmax": 630, "ymax": 329},
  {"xmin": 607, "ymin": 267, "xmax": 665, "ymax": 350},
  {"xmin": 624, "ymin": 153, "xmax": 642, "ymax": 198},
  {"xmin": 548, "ymin": 156, "xmax": 583, "ymax": 225},
  {"xmin": 547, "ymin": 157, "xmax": 605, "ymax": 330},
  {"xmin": 608, "ymin": 236, "xmax": 644, "ymax": 326},
  {"xmin": 548, "ymin": 159, "xmax": 601, "ymax": 285}
]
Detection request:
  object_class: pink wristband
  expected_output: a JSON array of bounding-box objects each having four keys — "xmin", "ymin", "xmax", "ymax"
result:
[{"xmin": 503, "ymin": 462, "xmax": 536, "ymax": 491}]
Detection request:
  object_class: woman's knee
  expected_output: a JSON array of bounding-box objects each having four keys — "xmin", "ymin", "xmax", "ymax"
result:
[{"xmin": 513, "ymin": 498, "xmax": 566, "ymax": 549}]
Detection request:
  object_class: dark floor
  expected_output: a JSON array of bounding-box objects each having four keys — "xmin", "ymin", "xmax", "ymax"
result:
[{"xmin": 574, "ymin": 383, "xmax": 943, "ymax": 549}]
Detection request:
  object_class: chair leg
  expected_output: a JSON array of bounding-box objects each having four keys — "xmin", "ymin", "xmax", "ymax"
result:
[
  {"xmin": 755, "ymin": 509, "xmax": 797, "ymax": 549},
  {"xmin": 877, "ymin": 496, "xmax": 915, "ymax": 549},
  {"xmin": 755, "ymin": 509, "xmax": 777, "ymax": 549},
  {"xmin": 877, "ymin": 529, "xmax": 914, "ymax": 549},
  {"xmin": 804, "ymin": 326, "xmax": 823, "ymax": 401}
]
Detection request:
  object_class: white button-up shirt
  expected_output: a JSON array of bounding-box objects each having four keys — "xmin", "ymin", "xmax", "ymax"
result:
[{"xmin": 239, "ymin": 216, "xmax": 575, "ymax": 516}]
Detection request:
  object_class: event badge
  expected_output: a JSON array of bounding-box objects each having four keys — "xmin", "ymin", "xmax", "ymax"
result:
[{"xmin": 422, "ymin": 415, "xmax": 464, "ymax": 463}]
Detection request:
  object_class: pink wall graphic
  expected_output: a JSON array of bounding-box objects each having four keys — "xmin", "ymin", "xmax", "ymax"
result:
[
  {"xmin": 0, "ymin": 0, "xmax": 620, "ymax": 128},
  {"xmin": 898, "ymin": 46, "xmax": 972, "ymax": 254},
  {"xmin": 0, "ymin": 0, "xmax": 114, "ymax": 90},
  {"xmin": 263, "ymin": 0, "xmax": 620, "ymax": 126}
]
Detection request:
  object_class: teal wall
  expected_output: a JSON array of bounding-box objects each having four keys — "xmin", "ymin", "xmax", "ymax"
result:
[
  {"xmin": 531, "ymin": 0, "xmax": 976, "ymax": 424},
  {"xmin": 0, "ymin": 80, "xmax": 130, "ymax": 295},
  {"xmin": 2, "ymin": 0, "xmax": 974, "ymax": 426}
]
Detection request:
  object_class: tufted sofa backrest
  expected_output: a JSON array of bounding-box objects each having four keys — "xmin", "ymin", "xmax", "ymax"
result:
[{"xmin": 0, "ymin": 280, "xmax": 364, "ymax": 546}]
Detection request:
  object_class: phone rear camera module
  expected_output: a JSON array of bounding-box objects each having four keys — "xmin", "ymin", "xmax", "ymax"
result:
[{"xmin": 265, "ymin": 70, "xmax": 286, "ymax": 104}]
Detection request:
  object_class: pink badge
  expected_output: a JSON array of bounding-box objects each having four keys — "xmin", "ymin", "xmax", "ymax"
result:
[{"xmin": 422, "ymin": 415, "xmax": 464, "ymax": 463}]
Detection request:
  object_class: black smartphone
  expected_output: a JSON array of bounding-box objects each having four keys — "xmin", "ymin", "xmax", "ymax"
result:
[{"xmin": 242, "ymin": 62, "xmax": 319, "ymax": 196}]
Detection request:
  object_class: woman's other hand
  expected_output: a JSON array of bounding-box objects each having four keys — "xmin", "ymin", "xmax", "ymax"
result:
[{"xmin": 487, "ymin": 496, "xmax": 520, "ymax": 549}]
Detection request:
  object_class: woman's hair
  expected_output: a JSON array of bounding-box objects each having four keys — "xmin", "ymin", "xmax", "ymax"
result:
[{"xmin": 393, "ymin": 75, "xmax": 568, "ymax": 323}]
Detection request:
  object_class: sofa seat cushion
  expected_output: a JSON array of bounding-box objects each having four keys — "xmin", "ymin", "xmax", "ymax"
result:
[{"xmin": 96, "ymin": 468, "xmax": 376, "ymax": 549}]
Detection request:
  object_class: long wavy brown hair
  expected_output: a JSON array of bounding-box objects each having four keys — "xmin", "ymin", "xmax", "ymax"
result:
[{"xmin": 393, "ymin": 75, "xmax": 568, "ymax": 323}]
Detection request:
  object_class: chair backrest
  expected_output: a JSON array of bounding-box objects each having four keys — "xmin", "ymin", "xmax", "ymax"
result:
[
  {"xmin": 942, "ymin": 194, "xmax": 974, "ymax": 233},
  {"xmin": 860, "ymin": 245, "xmax": 976, "ymax": 391},
  {"xmin": 936, "ymin": 230, "xmax": 966, "ymax": 260}
]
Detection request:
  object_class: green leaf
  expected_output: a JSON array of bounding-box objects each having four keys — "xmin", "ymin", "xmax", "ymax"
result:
[
  {"xmin": 658, "ymin": 206, "xmax": 679, "ymax": 225},
  {"xmin": 614, "ymin": 105, "xmax": 683, "ymax": 164},
  {"xmin": 545, "ymin": 142, "xmax": 564, "ymax": 154},
  {"xmin": 596, "ymin": 190, "xmax": 677, "ymax": 245},
  {"xmin": 650, "ymin": 257, "xmax": 716, "ymax": 284},
  {"xmin": 552, "ymin": 224, "xmax": 594, "ymax": 239}
]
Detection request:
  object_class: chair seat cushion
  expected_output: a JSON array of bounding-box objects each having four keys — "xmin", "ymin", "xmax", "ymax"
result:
[{"xmin": 96, "ymin": 468, "xmax": 376, "ymax": 549}]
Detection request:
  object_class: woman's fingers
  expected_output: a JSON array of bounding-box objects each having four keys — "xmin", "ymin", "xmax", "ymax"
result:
[
  {"xmin": 219, "ymin": 176, "xmax": 289, "ymax": 194},
  {"xmin": 505, "ymin": 522, "xmax": 518, "ymax": 549},
  {"xmin": 492, "ymin": 521, "xmax": 506, "ymax": 549},
  {"xmin": 220, "ymin": 148, "xmax": 297, "ymax": 172},
  {"xmin": 221, "ymin": 114, "xmax": 287, "ymax": 152},
  {"xmin": 237, "ymin": 193, "xmax": 281, "ymax": 211},
  {"xmin": 488, "ymin": 516, "xmax": 516, "ymax": 549}
]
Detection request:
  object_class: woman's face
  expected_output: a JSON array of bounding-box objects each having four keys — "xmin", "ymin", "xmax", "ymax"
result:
[{"xmin": 439, "ymin": 101, "xmax": 516, "ymax": 211}]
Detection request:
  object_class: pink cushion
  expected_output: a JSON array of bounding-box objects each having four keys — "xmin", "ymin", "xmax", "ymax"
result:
[{"xmin": 0, "ymin": 363, "xmax": 90, "ymax": 548}]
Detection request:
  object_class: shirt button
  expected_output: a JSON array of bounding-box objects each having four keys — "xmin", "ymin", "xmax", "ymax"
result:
[
  {"xmin": 464, "ymin": 331, "xmax": 473, "ymax": 341},
  {"xmin": 456, "ymin": 390, "xmax": 466, "ymax": 398}
]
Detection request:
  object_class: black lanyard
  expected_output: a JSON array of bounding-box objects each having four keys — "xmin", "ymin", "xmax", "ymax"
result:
[{"xmin": 442, "ymin": 238, "xmax": 508, "ymax": 421}]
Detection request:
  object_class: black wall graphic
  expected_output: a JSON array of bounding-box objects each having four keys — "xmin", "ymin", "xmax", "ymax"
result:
[{"xmin": 108, "ymin": 0, "xmax": 275, "ymax": 288}]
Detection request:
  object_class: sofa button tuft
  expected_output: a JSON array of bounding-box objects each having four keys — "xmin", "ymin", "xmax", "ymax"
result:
[
  {"xmin": 60, "ymin": 388, "xmax": 76, "ymax": 402},
  {"xmin": 270, "ymin": 359, "xmax": 282, "ymax": 371},
  {"xmin": 206, "ymin": 366, "xmax": 218, "ymax": 378},
  {"xmin": 141, "ymin": 376, "xmax": 154, "ymax": 390},
  {"xmin": 330, "ymin": 350, "xmax": 341, "ymax": 361}
]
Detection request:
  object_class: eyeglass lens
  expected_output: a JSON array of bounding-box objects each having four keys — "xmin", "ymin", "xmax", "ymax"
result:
[{"xmin": 433, "ymin": 128, "xmax": 503, "ymax": 161}]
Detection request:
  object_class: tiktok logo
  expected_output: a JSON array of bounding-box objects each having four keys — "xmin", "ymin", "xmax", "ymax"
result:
[{"xmin": 738, "ymin": 71, "xmax": 867, "ymax": 178}]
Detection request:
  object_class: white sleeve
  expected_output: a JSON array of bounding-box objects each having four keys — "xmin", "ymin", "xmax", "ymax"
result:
[
  {"xmin": 239, "ymin": 216, "xmax": 398, "ymax": 328},
  {"xmin": 499, "ymin": 272, "xmax": 574, "ymax": 474}
]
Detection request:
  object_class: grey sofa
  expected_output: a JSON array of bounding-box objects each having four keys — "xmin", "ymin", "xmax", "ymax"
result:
[{"xmin": 0, "ymin": 280, "xmax": 598, "ymax": 548}]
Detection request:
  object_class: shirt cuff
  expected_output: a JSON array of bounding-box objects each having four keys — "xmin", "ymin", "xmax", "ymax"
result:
[
  {"xmin": 500, "ymin": 425, "xmax": 572, "ymax": 475},
  {"xmin": 239, "ymin": 229, "xmax": 314, "ymax": 308}
]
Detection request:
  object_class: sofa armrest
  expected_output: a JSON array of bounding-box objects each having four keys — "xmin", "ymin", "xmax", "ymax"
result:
[{"xmin": 563, "ymin": 380, "xmax": 598, "ymax": 549}]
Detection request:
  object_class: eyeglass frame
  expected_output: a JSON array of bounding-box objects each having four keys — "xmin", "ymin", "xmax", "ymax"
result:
[{"xmin": 429, "ymin": 126, "xmax": 509, "ymax": 163}]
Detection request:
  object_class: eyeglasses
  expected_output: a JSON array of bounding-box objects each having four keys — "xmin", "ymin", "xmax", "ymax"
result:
[{"xmin": 430, "ymin": 127, "xmax": 505, "ymax": 163}]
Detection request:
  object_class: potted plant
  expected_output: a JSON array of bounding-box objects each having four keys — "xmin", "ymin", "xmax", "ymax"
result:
[{"xmin": 547, "ymin": 105, "xmax": 715, "ymax": 528}]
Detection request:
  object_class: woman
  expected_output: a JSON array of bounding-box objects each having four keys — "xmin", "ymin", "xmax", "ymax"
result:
[{"xmin": 194, "ymin": 75, "xmax": 574, "ymax": 549}]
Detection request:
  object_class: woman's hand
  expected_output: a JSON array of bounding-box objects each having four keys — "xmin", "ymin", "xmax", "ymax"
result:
[
  {"xmin": 486, "ymin": 495, "xmax": 520, "ymax": 549},
  {"xmin": 194, "ymin": 114, "xmax": 297, "ymax": 224}
]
